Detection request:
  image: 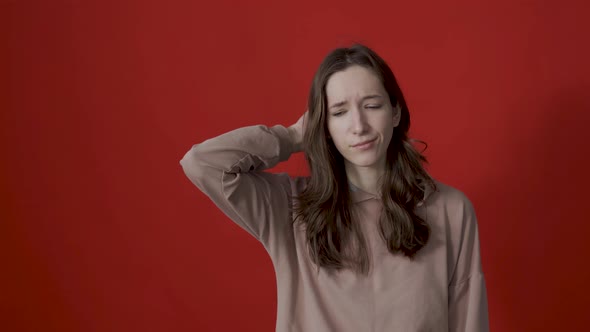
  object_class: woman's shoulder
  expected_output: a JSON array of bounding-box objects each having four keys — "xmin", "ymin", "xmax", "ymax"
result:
[
  {"xmin": 287, "ymin": 175, "xmax": 310, "ymax": 196},
  {"xmin": 426, "ymin": 179, "xmax": 475, "ymax": 212}
]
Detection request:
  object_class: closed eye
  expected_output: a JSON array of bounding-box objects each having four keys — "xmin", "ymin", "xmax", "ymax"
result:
[
  {"xmin": 331, "ymin": 110, "xmax": 346, "ymax": 117},
  {"xmin": 365, "ymin": 104, "xmax": 382, "ymax": 109}
]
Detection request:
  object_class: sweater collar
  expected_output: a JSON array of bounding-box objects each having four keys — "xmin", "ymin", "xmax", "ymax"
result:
[{"xmin": 349, "ymin": 181, "xmax": 434, "ymax": 207}]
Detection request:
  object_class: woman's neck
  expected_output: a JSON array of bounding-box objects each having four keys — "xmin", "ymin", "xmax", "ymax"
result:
[{"xmin": 345, "ymin": 163, "xmax": 385, "ymax": 196}]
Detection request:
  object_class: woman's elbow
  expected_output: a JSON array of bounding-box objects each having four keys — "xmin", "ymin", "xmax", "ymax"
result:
[{"xmin": 179, "ymin": 146, "xmax": 207, "ymax": 182}]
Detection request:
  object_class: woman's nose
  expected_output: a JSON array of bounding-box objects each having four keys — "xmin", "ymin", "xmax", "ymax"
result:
[{"xmin": 351, "ymin": 108, "xmax": 368, "ymax": 134}]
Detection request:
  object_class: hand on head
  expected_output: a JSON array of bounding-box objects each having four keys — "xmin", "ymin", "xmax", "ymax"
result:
[{"xmin": 288, "ymin": 111, "xmax": 308, "ymax": 153}]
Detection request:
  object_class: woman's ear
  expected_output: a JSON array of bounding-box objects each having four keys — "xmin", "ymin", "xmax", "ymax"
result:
[{"xmin": 393, "ymin": 103, "xmax": 402, "ymax": 127}]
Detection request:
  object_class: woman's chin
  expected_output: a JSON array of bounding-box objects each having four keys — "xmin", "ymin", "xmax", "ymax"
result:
[{"xmin": 345, "ymin": 156, "xmax": 382, "ymax": 169}]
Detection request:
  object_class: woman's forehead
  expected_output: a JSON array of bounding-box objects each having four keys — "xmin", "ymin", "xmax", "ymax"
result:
[{"xmin": 325, "ymin": 66, "xmax": 385, "ymax": 103}]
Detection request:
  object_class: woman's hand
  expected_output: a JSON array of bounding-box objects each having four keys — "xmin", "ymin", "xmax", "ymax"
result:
[{"xmin": 288, "ymin": 111, "xmax": 307, "ymax": 153}]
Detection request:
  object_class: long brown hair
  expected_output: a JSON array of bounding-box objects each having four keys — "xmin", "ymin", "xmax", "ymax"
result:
[{"xmin": 294, "ymin": 44, "xmax": 436, "ymax": 274}]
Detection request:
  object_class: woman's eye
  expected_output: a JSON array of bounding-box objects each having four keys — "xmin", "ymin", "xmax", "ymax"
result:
[
  {"xmin": 332, "ymin": 110, "xmax": 345, "ymax": 117},
  {"xmin": 366, "ymin": 104, "xmax": 382, "ymax": 109}
]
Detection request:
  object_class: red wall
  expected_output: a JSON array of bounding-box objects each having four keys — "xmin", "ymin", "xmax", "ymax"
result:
[{"xmin": 4, "ymin": 0, "xmax": 590, "ymax": 331}]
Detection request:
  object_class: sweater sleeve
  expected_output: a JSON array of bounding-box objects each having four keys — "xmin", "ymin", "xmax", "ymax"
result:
[
  {"xmin": 179, "ymin": 125, "xmax": 295, "ymax": 246},
  {"xmin": 448, "ymin": 197, "xmax": 490, "ymax": 332}
]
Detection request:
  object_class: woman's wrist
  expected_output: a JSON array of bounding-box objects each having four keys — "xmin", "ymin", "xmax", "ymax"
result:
[{"xmin": 287, "ymin": 125, "xmax": 303, "ymax": 153}]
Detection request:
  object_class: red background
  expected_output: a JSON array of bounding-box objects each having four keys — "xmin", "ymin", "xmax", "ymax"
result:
[{"xmin": 3, "ymin": 0, "xmax": 590, "ymax": 331}]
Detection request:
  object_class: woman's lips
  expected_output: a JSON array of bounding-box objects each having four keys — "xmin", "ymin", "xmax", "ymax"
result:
[{"xmin": 352, "ymin": 138, "xmax": 377, "ymax": 149}]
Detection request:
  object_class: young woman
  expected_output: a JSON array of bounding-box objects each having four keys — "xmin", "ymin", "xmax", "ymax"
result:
[{"xmin": 180, "ymin": 44, "xmax": 489, "ymax": 331}]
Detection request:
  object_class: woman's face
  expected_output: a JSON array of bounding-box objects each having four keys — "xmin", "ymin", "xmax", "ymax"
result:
[{"xmin": 325, "ymin": 65, "xmax": 400, "ymax": 174}]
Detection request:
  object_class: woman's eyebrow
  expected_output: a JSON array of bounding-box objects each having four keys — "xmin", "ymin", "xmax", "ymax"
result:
[
  {"xmin": 329, "ymin": 101, "xmax": 347, "ymax": 109},
  {"xmin": 361, "ymin": 94, "xmax": 383, "ymax": 101},
  {"xmin": 328, "ymin": 94, "xmax": 383, "ymax": 109}
]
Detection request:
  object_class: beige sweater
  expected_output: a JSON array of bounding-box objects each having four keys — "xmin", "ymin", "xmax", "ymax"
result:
[{"xmin": 180, "ymin": 124, "xmax": 489, "ymax": 332}]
